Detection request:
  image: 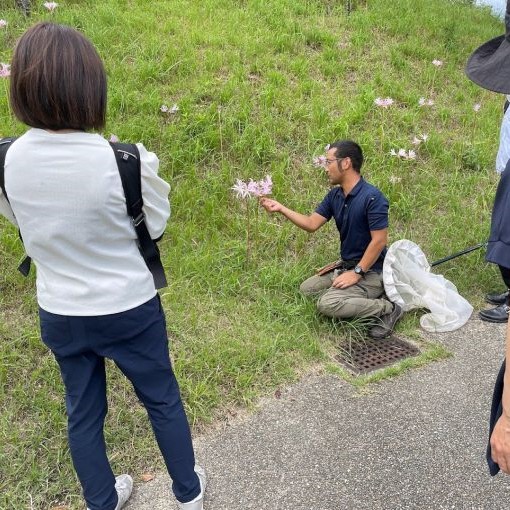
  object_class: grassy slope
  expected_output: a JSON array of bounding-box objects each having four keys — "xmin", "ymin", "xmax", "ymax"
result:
[{"xmin": 0, "ymin": 0, "xmax": 504, "ymax": 507}]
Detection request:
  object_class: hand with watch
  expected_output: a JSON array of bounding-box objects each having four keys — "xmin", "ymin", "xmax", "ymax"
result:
[
  {"xmin": 354, "ymin": 265, "xmax": 366, "ymax": 278},
  {"xmin": 332, "ymin": 264, "xmax": 365, "ymax": 289}
]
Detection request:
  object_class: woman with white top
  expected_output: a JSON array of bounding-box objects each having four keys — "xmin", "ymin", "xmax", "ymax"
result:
[{"xmin": 0, "ymin": 22, "xmax": 205, "ymax": 510}]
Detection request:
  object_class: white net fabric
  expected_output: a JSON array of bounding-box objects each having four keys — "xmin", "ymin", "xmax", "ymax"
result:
[{"xmin": 382, "ymin": 239, "xmax": 473, "ymax": 332}]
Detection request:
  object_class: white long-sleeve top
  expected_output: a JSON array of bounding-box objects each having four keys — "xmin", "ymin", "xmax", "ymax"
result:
[{"xmin": 0, "ymin": 128, "xmax": 170, "ymax": 315}]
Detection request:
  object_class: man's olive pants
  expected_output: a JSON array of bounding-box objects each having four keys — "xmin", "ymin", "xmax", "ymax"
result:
[{"xmin": 300, "ymin": 269, "xmax": 393, "ymax": 319}]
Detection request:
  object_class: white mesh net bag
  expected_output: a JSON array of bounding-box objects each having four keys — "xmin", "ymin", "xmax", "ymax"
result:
[{"xmin": 383, "ymin": 239, "xmax": 473, "ymax": 332}]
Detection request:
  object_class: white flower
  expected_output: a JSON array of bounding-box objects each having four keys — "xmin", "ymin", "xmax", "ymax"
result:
[
  {"xmin": 374, "ymin": 97, "xmax": 394, "ymax": 108},
  {"xmin": 44, "ymin": 2, "xmax": 58, "ymax": 11},
  {"xmin": 391, "ymin": 148, "xmax": 416, "ymax": 160},
  {"xmin": 418, "ymin": 97, "xmax": 434, "ymax": 107},
  {"xmin": 473, "ymin": 103, "xmax": 481, "ymax": 112},
  {"xmin": 0, "ymin": 20, "xmax": 8, "ymax": 29},
  {"xmin": 0, "ymin": 63, "xmax": 11, "ymax": 78},
  {"xmin": 432, "ymin": 59, "xmax": 443, "ymax": 67},
  {"xmin": 389, "ymin": 175, "xmax": 402, "ymax": 184}
]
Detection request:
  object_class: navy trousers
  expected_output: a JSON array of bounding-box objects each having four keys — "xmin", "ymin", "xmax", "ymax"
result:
[{"xmin": 39, "ymin": 295, "xmax": 200, "ymax": 510}]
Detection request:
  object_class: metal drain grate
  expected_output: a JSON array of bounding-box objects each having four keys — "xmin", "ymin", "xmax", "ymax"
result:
[{"xmin": 335, "ymin": 336, "xmax": 420, "ymax": 374}]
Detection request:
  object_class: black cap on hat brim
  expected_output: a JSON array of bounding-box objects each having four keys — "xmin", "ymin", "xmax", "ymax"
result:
[{"xmin": 465, "ymin": 34, "xmax": 510, "ymax": 94}]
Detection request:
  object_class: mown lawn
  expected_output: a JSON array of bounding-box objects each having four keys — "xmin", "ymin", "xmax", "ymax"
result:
[{"xmin": 0, "ymin": 0, "xmax": 505, "ymax": 507}]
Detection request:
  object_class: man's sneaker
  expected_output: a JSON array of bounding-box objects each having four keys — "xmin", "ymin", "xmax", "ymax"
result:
[
  {"xmin": 369, "ymin": 303, "xmax": 404, "ymax": 339},
  {"xmin": 114, "ymin": 474, "xmax": 133, "ymax": 510},
  {"xmin": 177, "ymin": 465, "xmax": 206, "ymax": 510},
  {"xmin": 479, "ymin": 303, "xmax": 510, "ymax": 323},
  {"xmin": 485, "ymin": 290, "xmax": 510, "ymax": 305}
]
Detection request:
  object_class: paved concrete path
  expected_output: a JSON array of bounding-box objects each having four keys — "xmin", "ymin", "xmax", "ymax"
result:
[{"xmin": 124, "ymin": 318, "xmax": 510, "ymax": 509}]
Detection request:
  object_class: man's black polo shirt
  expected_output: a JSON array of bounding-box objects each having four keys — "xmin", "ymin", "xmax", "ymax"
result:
[{"xmin": 315, "ymin": 178, "xmax": 389, "ymax": 272}]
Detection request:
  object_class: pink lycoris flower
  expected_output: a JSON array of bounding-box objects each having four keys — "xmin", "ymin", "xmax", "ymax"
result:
[
  {"xmin": 246, "ymin": 179, "xmax": 260, "ymax": 196},
  {"xmin": 432, "ymin": 59, "xmax": 443, "ymax": 67},
  {"xmin": 0, "ymin": 20, "xmax": 7, "ymax": 28},
  {"xmin": 418, "ymin": 97, "xmax": 434, "ymax": 107},
  {"xmin": 160, "ymin": 104, "xmax": 179, "ymax": 114},
  {"xmin": 258, "ymin": 175, "xmax": 273, "ymax": 196},
  {"xmin": 391, "ymin": 148, "xmax": 416, "ymax": 160},
  {"xmin": 232, "ymin": 176, "xmax": 273, "ymax": 199},
  {"xmin": 374, "ymin": 97, "xmax": 394, "ymax": 108},
  {"xmin": 109, "ymin": 134, "xmax": 119, "ymax": 143},
  {"xmin": 44, "ymin": 2, "xmax": 58, "ymax": 11},
  {"xmin": 0, "ymin": 63, "xmax": 11, "ymax": 78},
  {"xmin": 231, "ymin": 179, "xmax": 250, "ymax": 199},
  {"xmin": 473, "ymin": 103, "xmax": 481, "ymax": 112},
  {"xmin": 313, "ymin": 155, "xmax": 327, "ymax": 168}
]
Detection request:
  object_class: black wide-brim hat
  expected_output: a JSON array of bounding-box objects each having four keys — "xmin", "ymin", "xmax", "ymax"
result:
[{"xmin": 466, "ymin": 2, "xmax": 510, "ymax": 94}]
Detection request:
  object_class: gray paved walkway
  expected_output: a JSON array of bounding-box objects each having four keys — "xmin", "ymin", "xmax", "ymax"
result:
[{"xmin": 124, "ymin": 318, "xmax": 510, "ymax": 509}]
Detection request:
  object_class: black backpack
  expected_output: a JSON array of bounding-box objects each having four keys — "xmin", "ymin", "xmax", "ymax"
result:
[{"xmin": 0, "ymin": 137, "xmax": 168, "ymax": 289}]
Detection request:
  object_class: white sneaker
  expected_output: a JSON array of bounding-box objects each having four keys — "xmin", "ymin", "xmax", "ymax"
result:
[
  {"xmin": 114, "ymin": 474, "xmax": 133, "ymax": 510},
  {"xmin": 86, "ymin": 474, "xmax": 133, "ymax": 510},
  {"xmin": 177, "ymin": 465, "xmax": 206, "ymax": 510}
]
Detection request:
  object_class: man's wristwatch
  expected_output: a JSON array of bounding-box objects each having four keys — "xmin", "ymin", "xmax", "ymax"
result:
[{"xmin": 354, "ymin": 265, "xmax": 365, "ymax": 277}]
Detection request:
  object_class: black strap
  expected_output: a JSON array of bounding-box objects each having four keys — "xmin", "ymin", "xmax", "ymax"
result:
[
  {"xmin": 0, "ymin": 137, "xmax": 32, "ymax": 276},
  {"xmin": 110, "ymin": 142, "xmax": 168, "ymax": 289}
]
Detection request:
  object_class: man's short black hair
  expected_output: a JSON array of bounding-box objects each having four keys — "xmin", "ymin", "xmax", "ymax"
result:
[{"xmin": 329, "ymin": 140, "xmax": 363, "ymax": 172}]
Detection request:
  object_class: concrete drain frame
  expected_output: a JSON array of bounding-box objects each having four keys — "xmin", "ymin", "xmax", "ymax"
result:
[{"xmin": 335, "ymin": 335, "xmax": 420, "ymax": 375}]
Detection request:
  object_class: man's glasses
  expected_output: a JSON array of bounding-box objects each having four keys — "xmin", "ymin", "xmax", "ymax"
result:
[{"xmin": 325, "ymin": 157, "xmax": 345, "ymax": 165}]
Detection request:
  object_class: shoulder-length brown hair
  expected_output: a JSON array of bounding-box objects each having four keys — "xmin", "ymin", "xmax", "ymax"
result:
[{"xmin": 10, "ymin": 22, "xmax": 107, "ymax": 131}]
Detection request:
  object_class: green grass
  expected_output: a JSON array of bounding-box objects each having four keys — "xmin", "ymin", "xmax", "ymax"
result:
[{"xmin": 0, "ymin": 0, "xmax": 505, "ymax": 507}]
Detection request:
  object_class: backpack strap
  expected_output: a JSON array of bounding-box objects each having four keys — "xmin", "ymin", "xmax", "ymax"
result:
[
  {"xmin": 0, "ymin": 137, "xmax": 32, "ymax": 277},
  {"xmin": 110, "ymin": 142, "xmax": 168, "ymax": 289}
]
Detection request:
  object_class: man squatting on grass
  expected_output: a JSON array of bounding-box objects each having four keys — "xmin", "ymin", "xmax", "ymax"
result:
[{"xmin": 260, "ymin": 140, "xmax": 403, "ymax": 339}]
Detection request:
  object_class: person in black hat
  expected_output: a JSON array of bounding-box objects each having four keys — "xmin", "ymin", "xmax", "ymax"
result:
[
  {"xmin": 465, "ymin": 1, "xmax": 510, "ymax": 324},
  {"xmin": 466, "ymin": 0, "xmax": 510, "ymax": 474}
]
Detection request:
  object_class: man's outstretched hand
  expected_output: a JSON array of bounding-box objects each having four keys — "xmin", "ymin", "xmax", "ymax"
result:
[
  {"xmin": 260, "ymin": 197, "xmax": 283, "ymax": 213},
  {"xmin": 491, "ymin": 414, "xmax": 510, "ymax": 473}
]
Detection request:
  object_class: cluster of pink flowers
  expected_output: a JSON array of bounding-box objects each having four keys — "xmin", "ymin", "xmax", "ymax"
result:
[
  {"xmin": 0, "ymin": 63, "xmax": 10, "ymax": 78},
  {"xmin": 160, "ymin": 104, "xmax": 179, "ymax": 114},
  {"xmin": 0, "ymin": 19, "xmax": 7, "ymax": 28},
  {"xmin": 374, "ymin": 97, "xmax": 394, "ymax": 108},
  {"xmin": 312, "ymin": 155, "xmax": 327, "ymax": 168},
  {"xmin": 418, "ymin": 97, "xmax": 435, "ymax": 107},
  {"xmin": 109, "ymin": 134, "xmax": 120, "ymax": 143},
  {"xmin": 44, "ymin": 2, "xmax": 58, "ymax": 11},
  {"xmin": 390, "ymin": 148, "xmax": 417, "ymax": 160},
  {"xmin": 232, "ymin": 176, "xmax": 273, "ymax": 199}
]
